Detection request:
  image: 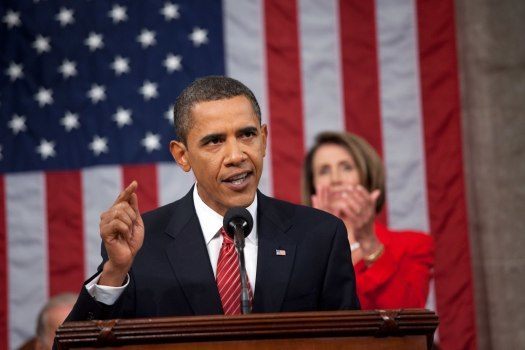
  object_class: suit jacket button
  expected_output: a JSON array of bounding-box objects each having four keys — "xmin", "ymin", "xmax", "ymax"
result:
[{"xmin": 87, "ymin": 312, "xmax": 94, "ymax": 320}]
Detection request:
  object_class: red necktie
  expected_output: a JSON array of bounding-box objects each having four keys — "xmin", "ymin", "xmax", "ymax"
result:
[{"xmin": 216, "ymin": 227, "xmax": 252, "ymax": 315}]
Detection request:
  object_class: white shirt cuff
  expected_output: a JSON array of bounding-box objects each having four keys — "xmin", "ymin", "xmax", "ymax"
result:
[{"xmin": 85, "ymin": 273, "xmax": 129, "ymax": 305}]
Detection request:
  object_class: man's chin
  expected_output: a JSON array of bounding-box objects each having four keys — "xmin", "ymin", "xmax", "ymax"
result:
[{"xmin": 225, "ymin": 190, "xmax": 257, "ymax": 209}]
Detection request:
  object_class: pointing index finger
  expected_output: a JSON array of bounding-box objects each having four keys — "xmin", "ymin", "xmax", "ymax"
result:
[
  {"xmin": 114, "ymin": 181, "xmax": 138, "ymax": 205},
  {"xmin": 129, "ymin": 192, "xmax": 140, "ymax": 216}
]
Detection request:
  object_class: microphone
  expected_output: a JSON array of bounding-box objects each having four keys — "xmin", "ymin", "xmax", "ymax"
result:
[
  {"xmin": 223, "ymin": 207, "xmax": 253, "ymax": 240},
  {"xmin": 223, "ymin": 207, "xmax": 253, "ymax": 315}
]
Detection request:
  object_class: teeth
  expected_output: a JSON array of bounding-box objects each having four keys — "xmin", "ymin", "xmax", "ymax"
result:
[
  {"xmin": 229, "ymin": 173, "xmax": 247, "ymax": 181},
  {"xmin": 226, "ymin": 173, "xmax": 249, "ymax": 185},
  {"xmin": 231, "ymin": 178, "xmax": 244, "ymax": 185}
]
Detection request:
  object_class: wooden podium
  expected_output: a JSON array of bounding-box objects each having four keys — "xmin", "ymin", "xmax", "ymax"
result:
[{"xmin": 55, "ymin": 309, "xmax": 438, "ymax": 350}]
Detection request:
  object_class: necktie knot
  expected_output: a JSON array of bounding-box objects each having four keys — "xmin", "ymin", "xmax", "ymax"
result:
[{"xmin": 220, "ymin": 227, "xmax": 234, "ymax": 245}]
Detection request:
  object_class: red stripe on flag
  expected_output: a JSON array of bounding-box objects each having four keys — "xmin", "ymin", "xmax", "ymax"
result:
[
  {"xmin": 416, "ymin": 1, "xmax": 477, "ymax": 349},
  {"xmin": 0, "ymin": 176, "xmax": 8, "ymax": 349},
  {"xmin": 122, "ymin": 164, "xmax": 158, "ymax": 213},
  {"xmin": 339, "ymin": 0, "xmax": 387, "ymax": 224},
  {"xmin": 264, "ymin": 0, "xmax": 305, "ymax": 204},
  {"xmin": 46, "ymin": 171, "xmax": 85, "ymax": 296},
  {"xmin": 339, "ymin": 0, "xmax": 383, "ymax": 155}
]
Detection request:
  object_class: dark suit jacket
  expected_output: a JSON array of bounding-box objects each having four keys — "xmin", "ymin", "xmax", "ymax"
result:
[{"xmin": 66, "ymin": 189, "xmax": 360, "ymax": 321}]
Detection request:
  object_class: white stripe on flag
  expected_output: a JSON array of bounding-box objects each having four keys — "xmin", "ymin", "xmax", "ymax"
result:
[
  {"xmin": 158, "ymin": 163, "xmax": 195, "ymax": 206},
  {"xmin": 375, "ymin": 0, "xmax": 436, "ymax": 323},
  {"xmin": 6, "ymin": 172, "xmax": 48, "ymax": 350},
  {"xmin": 376, "ymin": 0, "xmax": 430, "ymax": 232},
  {"xmin": 223, "ymin": 0, "xmax": 273, "ymax": 196},
  {"xmin": 299, "ymin": 0, "xmax": 345, "ymax": 148},
  {"xmin": 82, "ymin": 166, "xmax": 122, "ymax": 278}
]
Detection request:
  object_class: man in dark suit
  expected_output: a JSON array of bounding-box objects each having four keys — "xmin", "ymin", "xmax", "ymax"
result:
[{"xmin": 66, "ymin": 76, "xmax": 359, "ymax": 321}]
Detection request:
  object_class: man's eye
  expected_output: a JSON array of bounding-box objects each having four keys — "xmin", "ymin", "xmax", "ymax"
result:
[
  {"xmin": 241, "ymin": 131, "xmax": 256, "ymax": 138},
  {"xmin": 206, "ymin": 137, "xmax": 222, "ymax": 145}
]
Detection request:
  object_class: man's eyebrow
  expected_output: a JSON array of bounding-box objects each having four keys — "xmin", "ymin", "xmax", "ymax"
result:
[
  {"xmin": 237, "ymin": 126, "xmax": 258, "ymax": 135},
  {"xmin": 199, "ymin": 133, "xmax": 224, "ymax": 145}
]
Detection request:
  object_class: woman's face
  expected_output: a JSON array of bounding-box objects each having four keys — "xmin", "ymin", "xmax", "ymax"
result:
[{"xmin": 312, "ymin": 143, "xmax": 361, "ymax": 194}]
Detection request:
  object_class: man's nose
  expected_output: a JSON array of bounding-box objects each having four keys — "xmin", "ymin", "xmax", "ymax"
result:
[{"xmin": 224, "ymin": 139, "xmax": 247, "ymax": 165}]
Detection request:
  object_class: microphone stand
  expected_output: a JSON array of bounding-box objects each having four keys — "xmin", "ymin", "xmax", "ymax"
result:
[{"xmin": 233, "ymin": 226, "xmax": 251, "ymax": 315}]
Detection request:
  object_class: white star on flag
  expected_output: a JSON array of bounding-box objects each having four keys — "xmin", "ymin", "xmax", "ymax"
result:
[
  {"xmin": 89, "ymin": 135, "xmax": 109, "ymax": 156},
  {"xmin": 141, "ymin": 132, "xmax": 161, "ymax": 152},
  {"xmin": 85, "ymin": 32, "xmax": 104, "ymax": 51},
  {"xmin": 2, "ymin": 10, "xmax": 21, "ymax": 28},
  {"xmin": 55, "ymin": 7, "xmax": 74, "ymax": 26},
  {"xmin": 32, "ymin": 35, "xmax": 51, "ymax": 54},
  {"xmin": 8, "ymin": 115, "xmax": 27, "ymax": 135},
  {"xmin": 87, "ymin": 84, "xmax": 106, "ymax": 104},
  {"xmin": 35, "ymin": 88, "xmax": 53, "ymax": 107},
  {"xmin": 36, "ymin": 139, "xmax": 56, "ymax": 160},
  {"xmin": 161, "ymin": 2, "xmax": 180, "ymax": 21},
  {"xmin": 111, "ymin": 56, "xmax": 130, "ymax": 75},
  {"xmin": 163, "ymin": 54, "xmax": 182, "ymax": 73},
  {"xmin": 60, "ymin": 112, "xmax": 80, "ymax": 132},
  {"xmin": 0, "ymin": 145, "xmax": 3, "ymax": 161},
  {"xmin": 137, "ymin": 29, "xmax": 156, "ymax": 48},
  {"xmin": 189, "ymin": 27, "xmax": 208, "ymax": 47},
  {"xmin": 58, "ymin": 59, "xmax": 77, "ymax": 79},
  {"xmin": 139, "ymin": 81, "xmax": 158, "ymax": 100},
  {"xmin": 164, "ymin": 105, "xmax": 174, "ymax": 125},
  {"xmin": 6, "ymin": 62, "xmax": 24, "ymax": 81},
  {"xmin": 113, "ymin": 107, "xmax": 133, "ymax": 128},
  {"xmin": 108, "ymin": 4, "xmax": 128, "ymax": 23}
]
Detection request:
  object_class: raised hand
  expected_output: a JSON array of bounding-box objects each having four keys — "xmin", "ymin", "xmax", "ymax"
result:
[
  {"xmin": 311, "ymin": 184, "xmax": 338, "ymax": 216},
  {"xmin": 329, "ymin": 186, "xmax": 377, "ymax": 230},
  {"xmin": 331, "ymin": 185, "xmax": 381, "ymax": 254},
  {"xmin": 98, "ymin": 181, "xmax": 144, "ymax": 286}
]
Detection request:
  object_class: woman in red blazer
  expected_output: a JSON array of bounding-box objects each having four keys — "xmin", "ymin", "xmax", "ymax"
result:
[{"xmin": 302, "ymin": 131, "xmax": 434, "ymax": 310}]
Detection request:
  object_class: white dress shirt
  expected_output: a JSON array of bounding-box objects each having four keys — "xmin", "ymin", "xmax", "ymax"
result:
[
  {"xmin": 193, "ymin": 184, "xmax": 258, "ymax": 288},
  {"xmin": 86, "ymin": 184, "xmax": 259, "ymax": 305}
]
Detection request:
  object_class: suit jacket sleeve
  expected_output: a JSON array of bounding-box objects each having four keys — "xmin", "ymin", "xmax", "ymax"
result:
[
  {"xmin": 65, "ymin": 246, "xmax": 136, "ymax": 322},
  {"xmin": 319, "ymin": 219, "xmax": 361, "ymax": 310}
]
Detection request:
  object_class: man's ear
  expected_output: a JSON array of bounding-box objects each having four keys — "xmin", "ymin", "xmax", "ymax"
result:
[
  {"xmin": 170, "ymin": 140, "xmax": 191, "ymax": 172},
  {"xmin": 261, "ymin": 124, "xmax": 268, "ymax": 157}
]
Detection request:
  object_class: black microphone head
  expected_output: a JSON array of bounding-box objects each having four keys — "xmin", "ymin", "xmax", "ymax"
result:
[{"xmin": 223, "ymin": 207, "xmax": 253, "ymax": 239}]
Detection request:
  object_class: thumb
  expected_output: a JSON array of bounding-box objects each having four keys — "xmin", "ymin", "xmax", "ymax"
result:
[{"xmin": 371, "ymin": 189, "xmax": 381, "ymax": 203}]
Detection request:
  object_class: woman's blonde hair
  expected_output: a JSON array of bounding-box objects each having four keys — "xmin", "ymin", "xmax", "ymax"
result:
[{"xmin": 302, "ymin": 131, "xmax": 385, "ymax": 213}]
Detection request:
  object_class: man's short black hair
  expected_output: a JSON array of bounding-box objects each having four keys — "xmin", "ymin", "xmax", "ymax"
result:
[{"xmin": 173, "ymin": 76, "xmax": 262, "ymax": 144}]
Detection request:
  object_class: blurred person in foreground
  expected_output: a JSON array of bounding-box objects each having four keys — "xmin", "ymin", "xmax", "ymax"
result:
[
  {"xmin": 303, "ymin": 131, "xmax": 434, "ymax": 309},
  {"xmin": 25, "ymin": 293, "xmax": 76, "ymax": 350}
]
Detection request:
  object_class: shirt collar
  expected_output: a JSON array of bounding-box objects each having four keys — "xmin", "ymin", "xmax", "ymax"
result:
[{"xmin": 192, "ymin": 184, "xmax": 258, "ymax": 245}]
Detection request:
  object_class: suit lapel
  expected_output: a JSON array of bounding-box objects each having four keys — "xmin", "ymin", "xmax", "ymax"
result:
[
  {"xmin": 163, "ymin": 189, "xmax": 223, "ymax": 315},
  {"xmin": 253, "ymin": 192, "xmax": 296, "ymax": 313}
]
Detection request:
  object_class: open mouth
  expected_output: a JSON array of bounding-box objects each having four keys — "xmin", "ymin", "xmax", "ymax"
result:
[{"xmin": 223, "ymin": 171, "xmax": 253, "ymax": 187}]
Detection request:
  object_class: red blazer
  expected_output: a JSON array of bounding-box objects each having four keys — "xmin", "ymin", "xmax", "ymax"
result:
[{"xmin": 354, "ymin": 222, "xmax": 434, "ymax": 310}]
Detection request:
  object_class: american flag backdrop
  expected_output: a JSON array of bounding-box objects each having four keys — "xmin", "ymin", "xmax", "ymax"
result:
[{"xmin": 0, "ymin": 1, "xmax": 476, "ymax": 349}]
